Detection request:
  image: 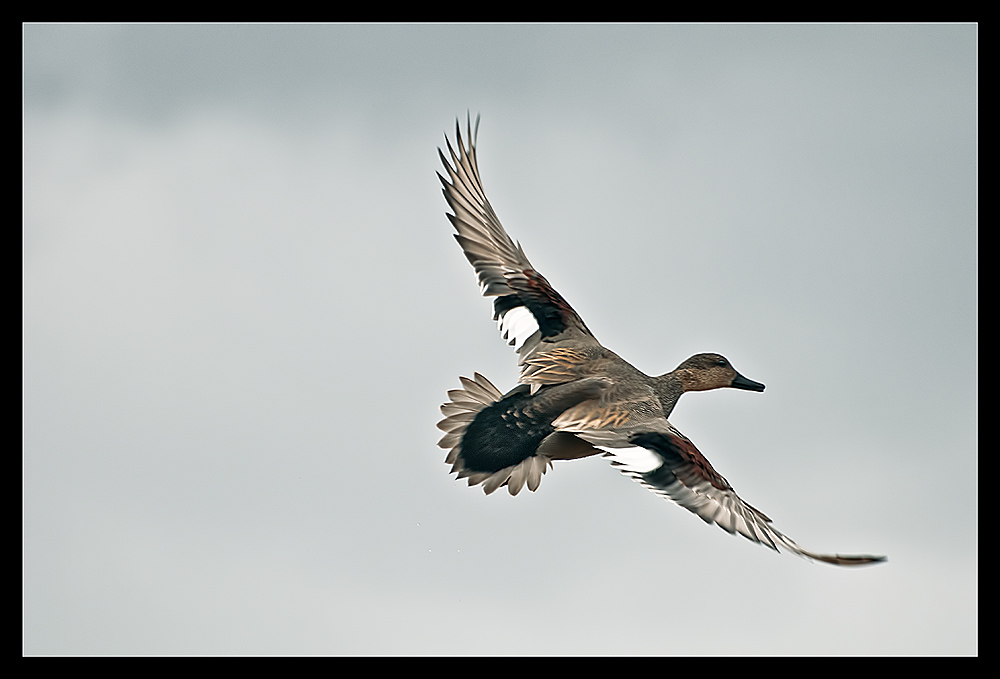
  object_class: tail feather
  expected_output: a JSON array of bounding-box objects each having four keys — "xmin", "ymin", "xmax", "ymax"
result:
[{"xmin": 437, "ymin": 373, "xmax": 552, "ymax": 496}]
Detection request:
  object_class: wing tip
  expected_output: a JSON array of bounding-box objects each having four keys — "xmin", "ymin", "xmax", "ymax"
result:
[{"xmin": 810, "ymin": 553, "xmax": 888, "ymax": 567}]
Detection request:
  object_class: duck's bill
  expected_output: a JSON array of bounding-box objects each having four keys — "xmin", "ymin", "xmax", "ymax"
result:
[{"xmin": 731, "ymin": 374, "xmax": 766, "ymax": 392}]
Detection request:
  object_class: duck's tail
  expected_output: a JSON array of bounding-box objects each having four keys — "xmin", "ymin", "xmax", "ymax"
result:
[
  {"xmin": 436, "ymin": 373, "xmax": 552, "ymax": 495},
  {"xmin": 436, "ymin": 374, "xmax": 606, "ymax": 496}
]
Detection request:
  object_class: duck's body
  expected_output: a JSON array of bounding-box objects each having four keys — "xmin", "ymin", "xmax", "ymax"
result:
[{"xmin": 436, "ymin": 115, "xmax": 884, "ymax": 567}]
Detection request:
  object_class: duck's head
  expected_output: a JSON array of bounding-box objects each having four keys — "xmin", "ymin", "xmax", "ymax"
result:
[{"xmin": 672, "ymin": 353, "xmax": 765, "ymax": 393}]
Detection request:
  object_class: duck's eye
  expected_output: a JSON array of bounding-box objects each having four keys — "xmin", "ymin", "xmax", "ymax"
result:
[{"xmin": 715, "ymin": 359, "xmax": 728, "ymax": 367}]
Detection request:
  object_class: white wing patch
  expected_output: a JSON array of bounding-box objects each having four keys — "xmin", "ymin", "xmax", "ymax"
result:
[
  {"xmin": 596, "ymin": 446, "xmax": 661, "ymax": 474},
  {"xmin": 498, "ymin": 305, "xmax": 540, "ymax": 350}
]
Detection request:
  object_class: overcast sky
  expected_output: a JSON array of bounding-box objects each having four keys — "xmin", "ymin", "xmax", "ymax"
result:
[{"xmin": 24, "ymin": 24, "xmax": 977, "ymax": 655}]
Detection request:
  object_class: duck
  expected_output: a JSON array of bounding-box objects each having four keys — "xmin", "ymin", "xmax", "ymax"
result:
[{"xmin": 435, "ymin": 115, "xmax": 885, "ymax": 567}]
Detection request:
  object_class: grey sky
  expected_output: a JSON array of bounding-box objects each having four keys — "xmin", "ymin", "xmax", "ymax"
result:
[{"xmin": 24, "ymin": 24, "xmax": 976, "ymax": 655}]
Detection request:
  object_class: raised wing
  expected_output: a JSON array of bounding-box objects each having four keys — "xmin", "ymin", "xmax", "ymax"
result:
[
  {"xmin": 438, "ymin": 115, "xmax": 597, "ymax": 364},
  {"xmin": 601, "ymin": 428, "xmax": 886, "ymax": 567}
]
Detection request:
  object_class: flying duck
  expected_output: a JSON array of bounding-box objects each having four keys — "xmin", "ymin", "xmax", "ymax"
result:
[{"xmin": 436, "ymin": 115, "xmax": 885, "ymax": 567}]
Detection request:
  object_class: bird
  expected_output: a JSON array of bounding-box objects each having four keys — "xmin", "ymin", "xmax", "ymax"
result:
[{"xmin": 435, "ymin": 114, "xmax": 885, "ymax": 567}]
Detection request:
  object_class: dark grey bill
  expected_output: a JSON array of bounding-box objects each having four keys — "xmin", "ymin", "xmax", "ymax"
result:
[{"xmin": 731, "ymin": 374, "xmax": 766, "ymax": 392}]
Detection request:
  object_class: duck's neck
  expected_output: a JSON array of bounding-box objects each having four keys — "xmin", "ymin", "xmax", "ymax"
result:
[{"xmin": 652, "ymin": 372, "xmax": 684, "ymax": 419}]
